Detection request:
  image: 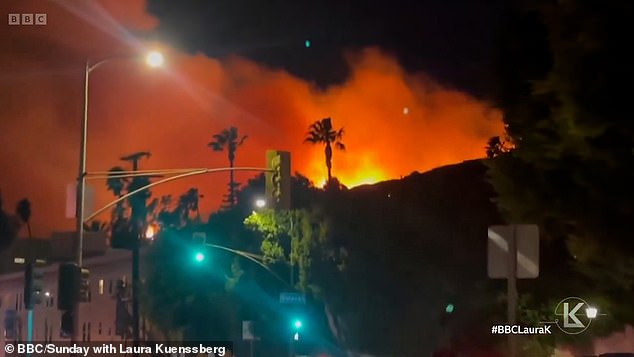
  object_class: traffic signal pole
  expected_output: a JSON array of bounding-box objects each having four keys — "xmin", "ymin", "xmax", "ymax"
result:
[{"xmin": 70, "ymin": 158, "xmax": 288, "ymax": 346}]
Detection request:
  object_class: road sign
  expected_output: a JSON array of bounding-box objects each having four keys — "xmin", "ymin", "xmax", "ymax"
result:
[
  {"xmin": 488, "ymin": 224, "xmax": 539, "ymax": 279},
  {"xmin": 280, "ymin": 292, "xmax": 305, "ymax": 305}
]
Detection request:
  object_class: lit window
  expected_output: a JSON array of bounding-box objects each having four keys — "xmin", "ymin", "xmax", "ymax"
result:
[{"xmin": 99, "ymin": 279, "xmax": 104, "ymax": 295}]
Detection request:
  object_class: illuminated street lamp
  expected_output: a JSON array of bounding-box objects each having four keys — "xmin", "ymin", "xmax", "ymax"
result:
[
  {"xmin": 76, "ymin": 48, "xmax": 165, "ymax": 265},
  {"xmin": 145, "ymin": 51, "xmax": 164, "ymax": 68},
  {"xmin": 74, "ymin": 49, "xmax": 164, "ymax": 343},
  {"xmin": 255, "ymin": 198, "xmax": 266, "ymax": 208}
]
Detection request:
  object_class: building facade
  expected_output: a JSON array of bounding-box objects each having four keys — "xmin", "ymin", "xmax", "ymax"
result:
[{"xmin": 1, "ymin": 232, "xmax": 136, "ymax": 357}]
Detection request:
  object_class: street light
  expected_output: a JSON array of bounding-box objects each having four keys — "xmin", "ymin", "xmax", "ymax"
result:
[
  {"xmin": 255, "ymin": 198, "xmax": 266, "ymax": 208},
  {"xmin": 76, "ymin": 49, "xmax": 164, "ymax": 265},
  {"xmin": 145, "ymin": 51, "xmax": 164, "ymax": 68},
  {"xmin": 74, "ymin": 49, "xmax": 164, "ymax": 343}
]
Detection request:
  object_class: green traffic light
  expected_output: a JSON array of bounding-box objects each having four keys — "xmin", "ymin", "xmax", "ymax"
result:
[
  {"xmin": 194, "ymin": 252, "xmax": 205, "ymax": 262},
  {"xmin": 305, "ymin": 40, "xmax": 311, "ymax": 48},
  {"xmin": 293, "ymin": 319, "xmax": 302, "ymax": 329},
  {"xmin": 445, "ymin": 304, "xmax": 454, "ymax": 313}
]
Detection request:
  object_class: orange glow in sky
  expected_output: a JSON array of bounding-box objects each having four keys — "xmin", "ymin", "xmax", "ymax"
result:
[{"xmin": 0, "ymin": 0, "xmax": 504, "ymax": 237}]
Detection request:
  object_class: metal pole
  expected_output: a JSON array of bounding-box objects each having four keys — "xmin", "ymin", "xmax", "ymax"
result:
[
  {"xmin": 132, "ymin": 240, "xmax": 140, "ymax": 341},
  {"xmin": 26, "ymin": 309, "xmax": 33, "ymax": 357},
  {"xmin": 507, "ymin": 225, "xmax": 518, "ymax": 357},
  {"xmin": 27, "ymin": 309, "xmax": 33, "ymax": 341},
  {"xmin": 72, "ymin": 60, "xmax": 90, "ymax": 342},
  {"xmin": 290, "ymin": 214, "xmax": 294, "ymax": 288},
  {"xmin": 127, "ymin": 159, "xmax": 141, "ymax": 352}
]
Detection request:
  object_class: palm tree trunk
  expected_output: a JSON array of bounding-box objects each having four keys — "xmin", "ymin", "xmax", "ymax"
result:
[
  {"xmin": 325, "ymin": 143, "xmax": 333, "ymax": 183},
  {"xmin": 229, "ymin": 157, "xmax": 235, "ymax": 207}
]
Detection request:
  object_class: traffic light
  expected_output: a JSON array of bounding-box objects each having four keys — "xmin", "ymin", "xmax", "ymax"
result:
[
  {"xmin": 79, "ymin": 267, "xmax": 90, "ymax": 302},
  {"xmin": 192, "ymin": 232, "xmax": 206, "ymax": 263},
  {"xmin": 445, "ymin": 303, "xmax": 455, "ymax": 313},
  {"xmin": 265, "ymin": 150, "xmax": 291, "ymax": 210},
  {"xmin": 24, "ymin": 262, "xmax": 44, "ymax": 309},
  {"xmin": 58, "ymin": 262, "xmax": 80, "ymax": 311},
  {"xmin": 291, "ymin": 317, "xmax": 303, "ymax": 341},
  {"xmin": 194, "ymin": 251, "xmax": 205, "ymax": 263}
]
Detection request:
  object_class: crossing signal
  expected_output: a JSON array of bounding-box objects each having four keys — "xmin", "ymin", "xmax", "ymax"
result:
[
  {"xmin": 265, "ymin": 150, "xmax": 291, "ymax": 210},
  {"xmin": 24, "ymin": 262, "xmax": 44, "ymax": 309}
]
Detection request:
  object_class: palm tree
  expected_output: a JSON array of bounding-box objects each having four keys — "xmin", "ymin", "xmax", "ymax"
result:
[
  {"xmin": 0, "ymin": 193, "xmax": 24, "ymax": 250},
  {"xmin": 106, "ymin": 166, "xmax": 129, "ymax": 222},
  {"xmin": 485, "ymin": 136, "xmax": 513, "ymax": 158},
  {"xmin": 16, "ymin": 199, "xmax": 32, "ymax": 238},
  {"xmin": 304, "ymin": 117, "xmax": 345, "ymax": 184},
  {"xmin": 208, "ymin": 127, "xmax": 248, "ymax": 208},
  {"xmin": 176, "ymin": 188, "xmax": 203, "ymax": 224}
]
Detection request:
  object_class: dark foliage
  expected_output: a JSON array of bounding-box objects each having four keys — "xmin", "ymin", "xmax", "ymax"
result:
[
  {"xmin": 487, "ymin": 0, "xmax": 634, "ymax": 351},
  {"xmin": 0, "ymin": 194, "xmax": 28, "ymax": 250}
]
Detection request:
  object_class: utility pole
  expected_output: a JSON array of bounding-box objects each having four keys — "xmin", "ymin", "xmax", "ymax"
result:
[
  {"xmin": 507, "ymin": 225, "xmax": 518, "ymax": 357},
  {"xmin": 120, "ymin": 151, "xmax": 151, "ymax": 348}
]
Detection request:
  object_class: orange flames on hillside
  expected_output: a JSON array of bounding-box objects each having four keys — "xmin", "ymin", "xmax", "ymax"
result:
[{"xmin": 0, "ymin": 0, "xmax": 503, "ymax": 236}]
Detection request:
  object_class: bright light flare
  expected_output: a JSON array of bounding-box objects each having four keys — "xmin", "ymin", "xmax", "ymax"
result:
[
  {"xmin": 145, "ymin": 225, "xmax": 156, "ymax": 240},
  {"xmin": 194, "ymin": 252, "xmax": 205, "ymax": 262},
  {"xmin": 145, "ymin": 51, "xmax": 164, "ymax": 68},
  {"xmin": 255, "ymin": 198, "xmax": 266, "ymax": 208},
  {"xmin": 586, "ymin": 307, "xmax": 598, "ymax": 319}
]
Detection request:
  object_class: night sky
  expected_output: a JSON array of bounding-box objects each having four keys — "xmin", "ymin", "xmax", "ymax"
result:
[
  {"xmin": 146, "ymin": 0, "xmax": 505, "ymax": 96},
  {"xmin": 1, "ymin": 0, "xmax": 504, "ymax": 236}
]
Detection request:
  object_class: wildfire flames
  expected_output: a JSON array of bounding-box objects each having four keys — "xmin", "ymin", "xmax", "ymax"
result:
[{"xmin": 0, "ymin": 0, "xmax": 503, "ymax": 236}]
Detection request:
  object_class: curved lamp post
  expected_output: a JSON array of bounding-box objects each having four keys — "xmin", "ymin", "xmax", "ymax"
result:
[{"xmin": 73, "ymin": 50, "xmax": 164, "ymax": 343}]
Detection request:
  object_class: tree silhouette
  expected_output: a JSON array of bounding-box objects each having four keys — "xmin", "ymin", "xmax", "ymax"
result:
[
  {"xmin": 105, "ymin": 153, "xmax": 157, "ymax": 249},
  {"xmin": 208, "ymin": 126, "xmax": 248, "ymax": 208},
  {"xmin": 304, "ymin": 117, "xmax": 345, "ymax": 184},
  {"xmin": 106, "ymin": 166, "xmax": 129, "ymax": 223},
  {"xmin": 485, "ymin": 136, "xmax": 512, "ymax": 158},
  {"xmin": 16, "ymin": 199, "xmax": 31, "ymax": 238},
  {"xmin": 0, "ymin": 192, "xmax": 24, "ymax": 250}
]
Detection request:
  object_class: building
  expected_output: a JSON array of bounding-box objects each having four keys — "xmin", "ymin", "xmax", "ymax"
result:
[{"xmin": 0, "ymin": 232, "xmax": 135, "ymax": 355}]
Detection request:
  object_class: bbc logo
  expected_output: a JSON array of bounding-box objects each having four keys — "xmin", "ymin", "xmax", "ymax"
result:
[{"xmin": 8, "ymin": 13, "xmax": 47, "ymax": 25}]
